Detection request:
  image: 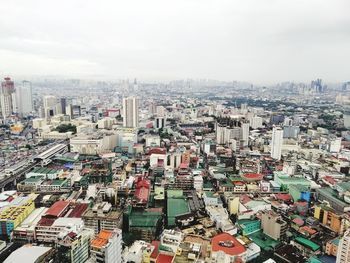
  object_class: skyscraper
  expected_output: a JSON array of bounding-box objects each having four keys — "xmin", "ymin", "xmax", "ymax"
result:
[
  {"xmin": 0, "ymin": 77, "xmax": 16, "ymax": 119},
  {"xmin": 241, "ymin": 121, "xmax": 250, "ymax": 147},
  {"xmin": 336, "ymin": 229, "xmax": 350, "ymax": 263},
  {"xmin": 271, "ymin": 127, "xmax": 283, "ymax": 160},
  {"xmin": 60, "ymin": 97, "xmax": 67, "ymax": 115},
  {"xmin": 122, "ymin": 96, "xmax": 139, "ymax": 128},
  {"xmin": 16, "ymin": 80, "xmax": 33, "ymax": 116},
  {"xmin": 43, "ymin": 95, "xmax": 57, "ymax": 120}
]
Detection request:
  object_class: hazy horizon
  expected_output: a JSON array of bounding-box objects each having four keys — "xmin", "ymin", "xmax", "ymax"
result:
[{"xmin": 0, "ymin": 0, "xmax": 349, "ymax": 84}]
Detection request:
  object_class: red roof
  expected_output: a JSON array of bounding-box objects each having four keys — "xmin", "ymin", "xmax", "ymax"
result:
[
  {"xmin": 68, "ymin": 203, "xmax": 88, "ymax": 218},
  {"xmin": 323, "ymin": 176, "xmax": 337, "ymax": 185},
  {"xmin": 275, "ymin": 193, "xmax": 292, "ymax": 201},
  {"xmin": 146, "ymin": 122, "xmax": 154, "ymax": 128},
  {"xmin": 242, "ymin": 173, "xmax": 263, "ymax": 181},
  {"xmin": 292, "ymin": 218, "xmax": 304, "ymax": 226},
  {"xmin": 45, "ymin": 201, "xmax": 70, "ymax": 218},
  {"xmin": 156, "ymin": 254, "xmax": 174, "ymax": 263},
  {"xmin": 179, "ymin": 163, "xmax": 189, "ymax": 169},
  {"xmin": 148, "ymin": 148, "xmax": 167, "ymax": 155},
  {"xmin": 135, "ymin": 178, "xmax": 150, "ymax": 204},
  {"xmin": 38, "ymin": 217, "xmax": 55, "ymax": 226},
  {"xmin": 240, "ymin": 195, "xmax": 252, "ymax": 204},
  {"xmin": 150, "ymin": 241, "xmax": 159, "ymax": 260},
  {"xmin": 211, "ymin": 233, "xmax": 246, "ymax": 256}
]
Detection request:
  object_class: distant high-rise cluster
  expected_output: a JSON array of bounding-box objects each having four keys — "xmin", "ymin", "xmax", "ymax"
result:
[{"xmin": 0, "ymin": 77, "xmax": 33, "ymax": 119}]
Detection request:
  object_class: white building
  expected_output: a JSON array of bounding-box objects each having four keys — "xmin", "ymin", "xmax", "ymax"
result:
[
  {"xmin": 160, "ymin": 229, "xmax": 184, "ymax": 254},
  {"xmin": 43, "ymin": 95, "xmax": 58, "ymax": 120},
  {"xmin": 97, "ymin": 117, "xmax": 115, "ymax": 129},
  {"xmin": 337, "ymin": 229, "xmax": 350, "ymax": 263},
  {"xmin": 206, "ymin": 206, "xmax": 237, "ymax": 235},
  {"xmin": 241, "ymin": 122, "xmax": 250, "ymax": 146},
  {"xmin": 0, "ymin": 77, "xmax": 16, "ymax": 119},
  {"xmin": 329, "ymin": 138, "xmax": 342, "ymax": 153},
  {"xmin": 123, "ymin": 240, "xmax": 155, "ymax": 263},
  {"xmin": 271, "ymin": 127, "xmax": 283, "ymax": 160},
  {"xmin": 193, "ymin": 175, "xmax": 203, "ymax": 191},
  {"xmin": 123, "ymin": 96, "xmax": 139, "ymax": 128},
  {"xmin": 16, "ymin": 80, "xmax": 33, "ymax": 116},
  {"xmin": 145, "ymin": 135, "xmax": 161, "ymax": 147},
  {"xmin": 250, "ymin": 116, "xmax": 263, "ymax": 129},
  {"xmin": 70, "ymin": 133, "xmax": 118, "ymax": 155},
  {"xmin": 91, "ymin": 229, "xmax": 123, "ymax": 263},
  {"xmin": 33, "ymin": 118, "xmax": 47, "ymax": 129},
  {"xmin": 156, "ymin": 105, "xmax": 166, "ymax": 117}
]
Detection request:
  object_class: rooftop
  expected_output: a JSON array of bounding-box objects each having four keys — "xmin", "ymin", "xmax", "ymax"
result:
[
  {"xmin": 45, "ymin": 201, "xmax": 69, "ymax": 218},
  {"xmin": 91, "ymin": 230, "xmax": 113, "ymax": 249},
  {"xmin": 4, "ymin": 245, "xmax": 52, "ymax": 263},
  {"xmin": 211, "ymin": 232, "xmax": 246, "ymax": 256},
  {"xmin": 294, "ymin": 237, "xmax": 320, "ymax": 251}
]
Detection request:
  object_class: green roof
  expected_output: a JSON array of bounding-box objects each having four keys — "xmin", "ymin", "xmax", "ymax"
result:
[
  {"xmin": 331, "ymin": 238, "xmax": 340, "ymax": 246},
  {"xmin": 248, "ymin": 230, "xmax": 280, "ymax": 251},
  {"xmin": 30, "ymin": 167, "xmax": 60, "ymax": 174},
  {"xmin": 129, "ymin": 210, "xmax": 162, "ymax": 228},
  {"xmin": 238, "ymin": 219, "xmax": 260, "ymax": 227},
  {"xmin": 203, "ymin": 181, "xmax": 214, "ymax": 189},
  {"xmin": 228, "ymin": 176, "xmax": 244, "ymax": 181},
  {"xmin": 51, "ymin": 180, "xmax": 66, "ymax": 186},
  {"xmin": 204, "ymin": 191, "xmax": 216, "ymax": 198},
  {"xmin": 289, "ymin": 184, "xmax": 309, "ymax": 192},
  {"xmin": 336, "ymin": 182, "xmax": 350, "ymax": 191},
  {"xmin": 23, "ymin": 176, "xmax": 44, "ymax": 183},
  {"xmin": 295, "ymin": 237, "xmax": 320, "ymax": 251},
  {"xmin": 167, "ymin": 198, "xmax": 190, "ymax": 217},
  {"xmin": 167, "ymin": 189, "xmax": 183, "ymax": 198},
  {"xmin": 219, "ymin": 180, "xmax": 234, "ymax": 187},
  {"xmin": 308, "ymin": 257, "xmax": 322, "ymax": 263}
]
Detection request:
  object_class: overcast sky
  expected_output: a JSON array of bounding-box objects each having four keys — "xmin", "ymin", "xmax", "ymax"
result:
[{"xmin": 0, "ymin": 0, "xmax": 349, "ymax": 84}]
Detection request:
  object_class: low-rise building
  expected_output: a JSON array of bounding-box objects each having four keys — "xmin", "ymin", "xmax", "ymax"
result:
[{"xmin": 82, "ymin": 202, "xmax": 123, "ymax": 234}]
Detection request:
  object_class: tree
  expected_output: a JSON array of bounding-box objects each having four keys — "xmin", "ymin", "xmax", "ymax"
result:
[
  {"xmin": 25, "ymin": 144, "xmax": 32, "ymax": 150},
  {"xmin": 54, "ymin": 124, "xmax": 77, "ymax": 134}
]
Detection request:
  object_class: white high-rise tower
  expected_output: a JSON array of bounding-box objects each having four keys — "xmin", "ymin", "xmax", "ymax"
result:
[
  {"xmin": 16, "ymin": 80, "xmax": 33, "ymax": 116},
  {"xmin": 122, "ymin": 96, "xmax": 139, "ymax": 128},
  {"xmin": 271, "ymin": 127, "xmax": 283, "ymax": 160}
]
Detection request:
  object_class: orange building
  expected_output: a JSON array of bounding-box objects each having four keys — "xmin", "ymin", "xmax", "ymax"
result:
[{"xmin": 314, "ymin": 206, "xmax": 342, "ymax": 233}]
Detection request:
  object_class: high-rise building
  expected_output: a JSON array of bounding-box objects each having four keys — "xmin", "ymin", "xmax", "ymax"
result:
[
  {"xmin": 271, "ymin": 127, "xmax": 283, "ymax": 160},
  {"xmin": 156, "ymin": 105, "xmax": 166, "ymax": 117},
  {"xmin": 56, "ymin": 228, "xmax": 94, "ymax": 263},
  {"xmin": 155, "ymin": 116, "xmax": 166, "ymax": 129},
  {"xmin": 336, "ymin": 229, "xmax": 350, "ymax": 263},
  {"xmin": 261, "ymin": 210, "xmax": 287, "ymax": 241},
  {"xmin": 16, "ymin": 80, "xmax": 33, "ymax": 116},
  {"xmin": 60, "ymin": 98, "xmax": 67, "ymax": 115},
  {"xmin": 91, "ymin": 229, "xmax": 122, "ymax": 263},
  {"xmin": 250, "ymin": 116, "xmax": 263, "ymax": 129},
  {"xmin": 123, "ymin": 97, "xmax": 139, "ymax": 128},
  {"xmin": 43, "ymin": 95, "xmax": 57, "ymax": 120},
  {"xmin": 241, "ymin": 121, "xmax": 250, "ymax": 147},
  {"xmin": 0, "ymin": 77, "xmax": 16, "ymax": 119}
]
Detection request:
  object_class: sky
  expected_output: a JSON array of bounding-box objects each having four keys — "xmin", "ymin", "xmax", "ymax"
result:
[{"xmin": 0, "ymin": 0, "xmax": 349, "ymax": 84}]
